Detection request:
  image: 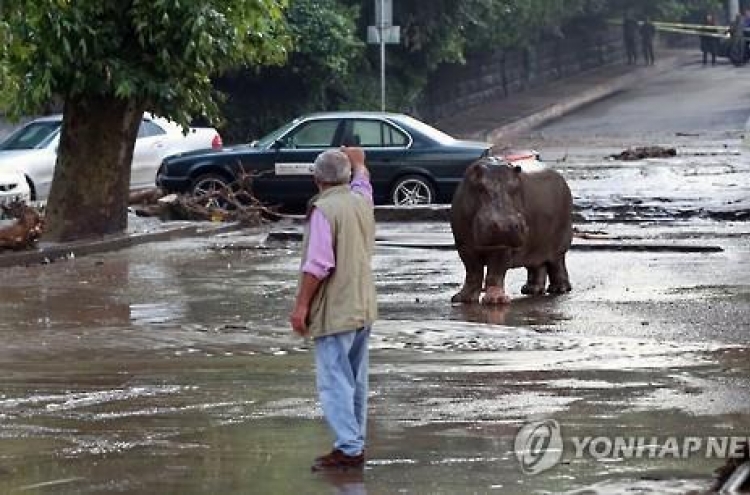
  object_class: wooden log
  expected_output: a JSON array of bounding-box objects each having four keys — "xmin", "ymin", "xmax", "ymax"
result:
[{"xmin": 129, "ymin": 188, "xmax": 165, "ymax": 205}]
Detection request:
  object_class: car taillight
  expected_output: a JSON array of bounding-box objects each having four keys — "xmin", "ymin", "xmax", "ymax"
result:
[{"xmin": 211, "ymin": 134, "xmax": 223, "ymax": 149}]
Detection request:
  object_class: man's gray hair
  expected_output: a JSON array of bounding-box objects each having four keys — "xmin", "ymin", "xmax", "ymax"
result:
[{"xmin": 313, "ymin": 150, "xmax": 352, "ymax": 185}]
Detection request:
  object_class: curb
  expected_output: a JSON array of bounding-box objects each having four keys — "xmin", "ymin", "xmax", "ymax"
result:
[
  {"xmin": 372, "ymin": 206, "xmax": 586, "ymax": 223},
  {"xmin": 375, "ymin": 205, "xmax": 450, "ymax": 222},
  {"xmin": 0, "ymin": 221, "xmax": 247, "ymax": 268},
  {"xmin": 266, "ymin": 230, "xmax": 723, "ymax": 253}
]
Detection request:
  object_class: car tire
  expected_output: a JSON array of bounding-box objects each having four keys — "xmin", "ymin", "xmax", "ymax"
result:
[
  {"xmin": 191, "ymin": 173, "xmax": 233, "ymax": 208},
  {"xmin": 390, "ymin": 175, "xmax": 435, "ymax": 206}
]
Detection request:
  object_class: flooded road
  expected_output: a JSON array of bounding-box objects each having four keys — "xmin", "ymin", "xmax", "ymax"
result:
[
  {"xmin": 0, "ymin": 210, "xmax": 749, "ymax": 494},
  {"xmin": 1, "ymin": 61, "xmax": 750, "ymax": 494}
]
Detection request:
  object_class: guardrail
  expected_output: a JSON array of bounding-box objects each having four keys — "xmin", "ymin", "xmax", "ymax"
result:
[
  {"xmin": 609, "ymin": 18, "xmax": 748, "ymax": 65},
  {"xmin": 653, "ymin": 22, "xmax": 730, "ymax": 39}
]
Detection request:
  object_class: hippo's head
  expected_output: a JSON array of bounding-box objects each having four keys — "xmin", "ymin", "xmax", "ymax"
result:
[{"xmin": 463, "ymin": 158, "xmax": 528, "ymax": 249}]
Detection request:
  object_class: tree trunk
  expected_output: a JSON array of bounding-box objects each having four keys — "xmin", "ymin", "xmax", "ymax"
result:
[{"xmin": 43, "ymin": 96, "xmax": 144, "ymax": 242}]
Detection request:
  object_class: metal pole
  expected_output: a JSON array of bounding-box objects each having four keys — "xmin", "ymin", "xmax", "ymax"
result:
[{"xmin": 379, "ymin": 0, "xmax": 386, "ymax": 112}]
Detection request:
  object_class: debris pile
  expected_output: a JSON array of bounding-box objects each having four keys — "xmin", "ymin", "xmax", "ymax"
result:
[
  {"xmin": 0, "ymin": 201, "xmax": 44, "ymax": 250},
  {"xmin": 130, "ymin": 171, "xmax": 283, "ymax": 225},
  {"xmin": 608, "ymin": 146, "xmax": 677, "ymax": 161}
]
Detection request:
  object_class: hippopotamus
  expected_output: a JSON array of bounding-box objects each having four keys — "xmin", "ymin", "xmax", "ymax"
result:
[{"xmin": 450, "ymin": 157, "xmax": 573, "ymax": 304}]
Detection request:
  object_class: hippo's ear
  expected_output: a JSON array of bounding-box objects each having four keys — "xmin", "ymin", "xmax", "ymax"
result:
[{"xmin": 467, "ymin": 162, "xmax": 486, "ymax": 180}]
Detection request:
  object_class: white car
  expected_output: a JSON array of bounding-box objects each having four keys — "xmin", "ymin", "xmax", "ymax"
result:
[
  {"xmin": 0, "ymin": 114, "xmax": 223, "ymax": 200},
  {"xmin": 0, "ymin": 166, "xmax": 31, "ymax": 207}
]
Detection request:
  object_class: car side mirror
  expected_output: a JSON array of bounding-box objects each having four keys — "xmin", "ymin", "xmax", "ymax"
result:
[{"xmin": 272, "ymin": 139, "xmax": 285, "ymax": 150}]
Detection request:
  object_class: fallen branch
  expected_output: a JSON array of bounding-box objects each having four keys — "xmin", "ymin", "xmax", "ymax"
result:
[{"xmin": 130, "ymin": 167, "xmax": 290, "ymax": 225}]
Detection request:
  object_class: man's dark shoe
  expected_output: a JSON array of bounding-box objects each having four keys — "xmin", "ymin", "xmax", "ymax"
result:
[
  {"xmin": 311, "ymin": 449, "xmax": 364, "ymax": 471},
  {"xmin": 314, "ymin": 448, "xmax": 365, "ymax": 462}
]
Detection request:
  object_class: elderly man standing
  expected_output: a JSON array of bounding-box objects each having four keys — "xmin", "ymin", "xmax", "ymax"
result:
[{"xmin": 290, "ymin": 146, "xmax": 377, "ymax": 471}]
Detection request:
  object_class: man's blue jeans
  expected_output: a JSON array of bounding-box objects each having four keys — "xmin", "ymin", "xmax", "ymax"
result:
[{"xmin": 314, "ymin": 326, "xmax": 370, "ymax": 456}]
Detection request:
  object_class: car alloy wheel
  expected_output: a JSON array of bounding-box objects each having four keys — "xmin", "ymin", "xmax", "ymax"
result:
[
  {"xmin": 392, "ymin": 175, "xmax": 435, "ymax": 206},
  {"xmin": 191, "ymin": 173, "xmax": 232, "ymax": 209}
]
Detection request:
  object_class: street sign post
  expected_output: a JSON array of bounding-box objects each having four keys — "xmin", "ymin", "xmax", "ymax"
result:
[
  {"xmin": 375, "ymin": 0, "xmax": 392, "ymax": 28},
  {"xmin": 367, "ymin": 25, "xmax": 401, "ymax": 44},
  {"xmin": 368, "ymin": 0, "xmax": 400, "ymax": 111}
]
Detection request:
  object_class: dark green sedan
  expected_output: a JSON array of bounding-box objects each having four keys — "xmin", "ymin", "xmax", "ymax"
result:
[{"xmin": 156, "ymin": 111, "xmax": 492, "ymax": 207}]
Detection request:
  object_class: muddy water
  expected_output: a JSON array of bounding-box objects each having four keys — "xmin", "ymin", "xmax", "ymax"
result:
[{"xmin": 0, "ymin": 215, "xmax": 749, "ymax": 494}]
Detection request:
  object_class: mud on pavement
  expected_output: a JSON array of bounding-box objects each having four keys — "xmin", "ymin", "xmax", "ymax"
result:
[{"xmin": 0, "ymin": 211, "xmax": 748, "ymax": 494}]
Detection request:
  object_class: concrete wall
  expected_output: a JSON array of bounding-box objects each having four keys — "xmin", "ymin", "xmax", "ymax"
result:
[{"xmin": 419, "ymin": 27, "xmax": 625, "ymax": 121}]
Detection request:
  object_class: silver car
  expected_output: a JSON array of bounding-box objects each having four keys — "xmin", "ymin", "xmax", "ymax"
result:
[{"xmin": 0, "ymin": 114, "xmax": 223, "ymax": 200}]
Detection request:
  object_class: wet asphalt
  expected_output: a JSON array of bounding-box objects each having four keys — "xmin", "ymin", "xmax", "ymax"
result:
[{"xmin": 0, "ymin": 59, "xmax": 749, "ymax": 494}]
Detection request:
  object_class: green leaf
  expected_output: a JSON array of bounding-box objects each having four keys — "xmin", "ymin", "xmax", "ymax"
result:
[
  {"xmin": 114, "ymin": 79, "xmax": 133, "ymax": 99},
  {"xmin": 0, "ymin": 0, "xmax": 291, "ymax": 122}
]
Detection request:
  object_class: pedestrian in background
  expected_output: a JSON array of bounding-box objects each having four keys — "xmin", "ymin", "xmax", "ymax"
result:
[
  {"xmin": 640, "ymin": 17, "xmax": 656, "ymax": 65},
  {"xmin": 700, "ymin": 13, "xmax": 719, "ymax": 66},
  {"xmin": 728, "ymin": 12, "xmax": 748, "ymax": 65},
  {"xmin": 623, "ymin": 14, "xmax": 639, "ymax": 65},
  {"xmin": 290, "ymin": 146, "xmax": 377, "ymax": 472}
]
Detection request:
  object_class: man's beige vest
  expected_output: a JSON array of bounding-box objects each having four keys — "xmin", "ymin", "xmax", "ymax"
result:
[{"xmin": 301, "ymin": 184, "xmax": 377, "ymax": 338}]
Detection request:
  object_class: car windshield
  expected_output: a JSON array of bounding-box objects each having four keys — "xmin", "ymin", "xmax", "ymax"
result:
[
  {"xmin": 253, "ymin": 119, "xmax": 301, "ymax": 149},
  {"xmin": 0, "ymin": 120, "xmax": 61, "ymax": 150},
  {"xmin": 393, "ymin": 115, "xmax": 456, "ymax": 145}
]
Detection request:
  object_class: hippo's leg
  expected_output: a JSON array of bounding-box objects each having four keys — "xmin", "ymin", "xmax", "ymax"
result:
[
  {"xmin": 482, "ymin": 255, "xmax": 510, "ymax": 305},
  {"xmin": 451, "ymin": 248, "xmax": 484, "ymax": 304},
  {"xmin": 521, "ymin": 265, "xmax": 547, "ymax": 295},
  {"xmin": 546, "ymin": 255, "xmax": 572, "ymax": 294}
]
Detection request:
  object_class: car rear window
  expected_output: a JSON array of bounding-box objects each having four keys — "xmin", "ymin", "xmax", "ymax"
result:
[
  {"xmin": 350, "ymin": 120, "xmax": 408, "ymax": 147},
  {"xmin": 138, "ymin": 120, "xmax": 167, "ymax": 138},
  {"xmin": 0, "ymin": 121, "xmax": 61, "ymax": 150}
]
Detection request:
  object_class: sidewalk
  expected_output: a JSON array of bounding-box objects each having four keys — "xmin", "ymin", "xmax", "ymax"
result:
[{"xmin": 434, "ymin": 48, "xmax": 694, "ymax": 143}]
